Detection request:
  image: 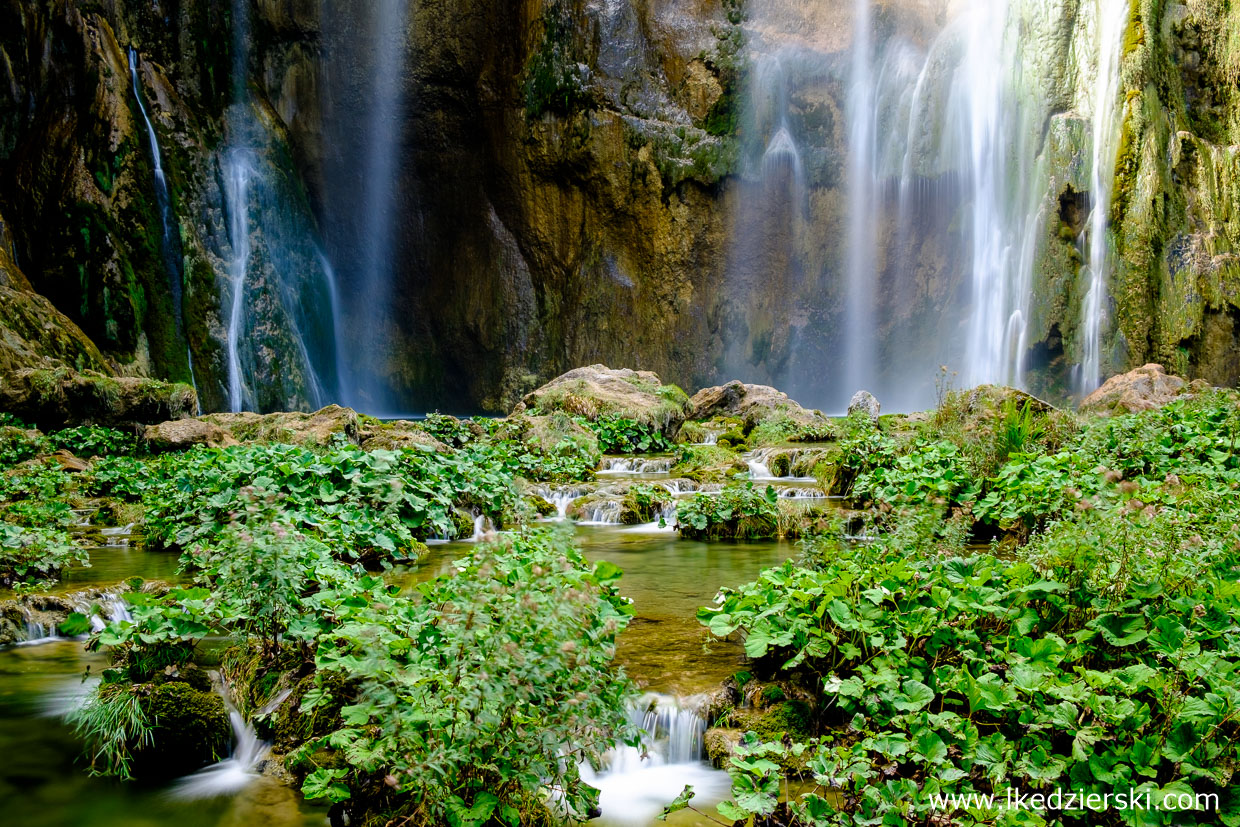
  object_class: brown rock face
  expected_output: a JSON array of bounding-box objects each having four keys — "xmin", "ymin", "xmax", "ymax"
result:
[
  {"xmin": 689, "ymin": 381, "xmax": 826, "ymax": 428},
  {"xmin": 1079, "ymin": 364, "xmax": 1200, "ymax": 416}
]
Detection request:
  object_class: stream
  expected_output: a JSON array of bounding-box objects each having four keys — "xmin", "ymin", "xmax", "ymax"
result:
[{"xmin": 0, "ymin": 517, "xmax": 797, "ymax": 825}]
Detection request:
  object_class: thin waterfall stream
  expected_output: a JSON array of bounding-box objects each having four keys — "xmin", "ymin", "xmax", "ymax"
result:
[
  {"xmin": 128, "ymin": 48, "xmax": 198, "ymax": 405},
  {"xmin": 1079, "ymin": 0, "xmax": 1132, "ymax": 396}
]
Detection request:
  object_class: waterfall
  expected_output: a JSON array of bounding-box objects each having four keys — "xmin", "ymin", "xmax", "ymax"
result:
[
  {"xmin": 580, "ymin": 694, "xmax": 730, "ymax": 826},
  {"xmin": 844, "ymin": 0, "xmax": 878, "ymax": 402},
  {"xmin": 319, "ymin": 0, "xmax": 412, "ymax": 415},
  {"xmin": 171, "ymin": 677, "xmax": 268, "ymax": 799},
  {"xmin": 223, "ymin": 147, "xmax": 253, "ymax": 413},
  {"xmin": 220, "ymin": 0, "xmax": 341, "ymax": 413},
  {"xmin": 1078, "ymin": 0, "xmax": 1131, "ymax": 395},
  {"xmin": 129, "ymin": 49, "xmax": 197, "ymax": 402}
]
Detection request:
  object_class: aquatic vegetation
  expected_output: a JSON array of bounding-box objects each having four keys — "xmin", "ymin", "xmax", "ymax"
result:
[
  {"xmin": 585, "ymin": 413, "xmax": 672, "ymax": 454},
  {"xmin": 0, "ymin": 523, "xmax": 86, "ymax": 589},
  {"xmin": 691, "ymin": 397, "xmax": 1240, "ymax": 826},
  {"xmin": 677, "ymin": 483, "xmax": 779, "ymax": 540}
]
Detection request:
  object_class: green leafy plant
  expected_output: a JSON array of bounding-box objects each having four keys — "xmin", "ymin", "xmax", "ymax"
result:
[
  {"xmin": 586, "ymin": 414, "xmax": 672, "ymax": 454},
  {"xmin": 677, "ymin": 483, "xmax": 779, "ymax": 539},
  {"xmin": 291, "ymin": 528, "xmax": 636, "ymax": 824}
]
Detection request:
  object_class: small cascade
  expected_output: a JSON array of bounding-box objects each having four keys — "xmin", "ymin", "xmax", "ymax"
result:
[
  {"xmin": 747, "ymin": 456, "xmax": 775, "ymax": 481},
  {"xmin": 15, "ymin": 588, "xmax": 134, "ymax": 647},
  {"xmin": 532, "ymin": 485, "xmax": 593, "ymax": 520},
  {"xmin": 468, "ymin": 514, "xmax": 494, "ymax": 542},
  {"xmin": 581, "ymin": 694, "xmax": 729, "ymax": 826},
  {"xmin": 598, "ymin": 457, "xmax": 673, "ymax": 476},
  {"xmin": 1078, "ymin": 0, "xmax": 1131, "ymax": 395},
  {"xmin": 658, "ymin": 479, "xmax": 699, "ymax": 497},
  {"xmin": 128, "ymin": 48, "xmax": 196, "ymax": 397},
  {"xmin": 623, "ymin": 502, "xmax": 680, "ymax": 534},
  {"xmin": 170, "ymin": 679, "xmax": 268, "ymax": 800},
  {"xmin": 98, "ymin": 523, "xmax": 137, "ymax": 547},
  {"xmin": 580, "ymin": 500, "xmax": 624, "ymax": 526},
  {"xmin": 777, "ymin": 487, "xmax": 828, "ymax": 500},
  {"xmin": 697, "ymin": 432, "xmax": 719, "ymax": 446}
]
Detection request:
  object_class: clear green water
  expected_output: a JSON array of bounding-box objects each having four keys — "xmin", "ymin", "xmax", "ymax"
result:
[{"xmin": 0, "ymin": 526, "xmax": 793, "ymax": 825}]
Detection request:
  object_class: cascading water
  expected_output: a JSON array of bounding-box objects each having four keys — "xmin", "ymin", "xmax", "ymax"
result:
[
  {"xmin": 580, "ymin": 694, "xmax": 729, "ymax": 826},
  {"xmin": 220, "ymin": 0, "xmax": 340, "ymax": 413},
  {"xmin": 1078, "ymin": 0, "xmax": 1131, "ymax": 395},
  {"xmin": 843, "ymin": 0, "xmax": 878, "ymax": 402},
  {"xmin": 319, "ymin": 0, "xmax": 412, "ymax": 414},
  {"xmin": 171, "ymin": 679, "xmax": 268, "ymax": 799},
  {"xmin": 128, "ymin": 48, "xmax": 197, "ymax": 402}
]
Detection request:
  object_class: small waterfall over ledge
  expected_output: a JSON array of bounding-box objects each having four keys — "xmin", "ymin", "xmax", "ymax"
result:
[
  {"xmin": 170, "ymin": 678, "xmax": 268, "ymax": 800},
  {"xmin": 581, "ymin": 694, "xmax": 730, "ymax": 826}
]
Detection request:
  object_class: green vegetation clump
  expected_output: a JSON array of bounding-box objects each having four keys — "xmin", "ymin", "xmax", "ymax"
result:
[
  {"xmin": 584, "ymin": 413, "xmax": 672, "ymax": 454},
  {"xmin": 522, "ymin": 0, "xmax": 592, "ymax": 119},
  {"xmin": 672, "ymin": 444, "xmax": 741, "ymax": 482},
  {"xmin": 677, "ymin": 483, "xmax": 779, "ymax": 539}
]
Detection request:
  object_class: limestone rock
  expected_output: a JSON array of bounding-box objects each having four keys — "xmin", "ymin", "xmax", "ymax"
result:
[
  {"xmin": 689, "ymin": 381, "xmax": 828, "ymax": 430},
  {"xmin": 519, "ymin": 365, "xmax": 691, "ymax": 436},
  {"xmin": 1080, "ymin": 364, "xmax": 1201, "ymax": 416},
  {"xmin": 847, "ymin": 391, "xmax": 881, "ymax": 424},
  {"xmin": 0, "ymin": 369, "xmax": 196, "ymax": 429},
  {"xmin": 200, "ymin": 405, "xmax": 359, "ymax": 446},
  {"xmin": 145, "ymin": 419, "xmax": 240, "ymax": 452},
  {"xmin": 357, "ymin": 420, "xmax": 449, "ymax": 452}
]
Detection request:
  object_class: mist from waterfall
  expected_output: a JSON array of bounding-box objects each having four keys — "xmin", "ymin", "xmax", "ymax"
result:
[
  {"xmin": 1079, "ymin": 0, "xmax": 1131, "ymax": 395},
  {"xmin": 319, "ymin": 0, "xmax": 412, "ymax": 416},
  {"xmin": 221, "ymin": 0, "xmax": 341, "ymax": 413}
]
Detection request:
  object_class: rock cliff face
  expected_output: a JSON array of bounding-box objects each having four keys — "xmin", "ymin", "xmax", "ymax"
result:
[{"xmin": 0, "ymin": 0, "xmax": 1238, "ymax": 414}]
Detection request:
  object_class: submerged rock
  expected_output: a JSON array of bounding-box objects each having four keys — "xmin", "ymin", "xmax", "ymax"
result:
[
  {"xmin": 517, "ymin": 365, "xmax": 691, "ymax": 437},
  {"xmin": 847, "ymin": 391, "xmax": 881, "ymax": 424},
  {"xmin": 1080, "ymin": 364, "xmax": 1204, "ymax": 416},
  {"xmin": 689, "ymin": 382, "xmax": 828, "ymax": 430}
]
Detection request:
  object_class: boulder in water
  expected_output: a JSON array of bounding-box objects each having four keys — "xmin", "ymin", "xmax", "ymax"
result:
[
  {"xmin": 516, "ymin": 365, "xmax": 691, "ymax": 437},
  {"xmin": 847, "ymin": 391, "xmax": 881, "ymax": 424},
  {"xmin": 689, "ymin": 381, "xmax": 828, "ymax": 430},
  {"xmin": 1080, "ymin": 364, "xmax": 1206, "ymax": 416},
  {"xmin": 134, "ymin": 681, "xmax": 231, "ymax": 778}
]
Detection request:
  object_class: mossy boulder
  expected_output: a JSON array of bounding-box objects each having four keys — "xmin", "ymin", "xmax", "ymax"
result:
[
  {"xmin": 0, "ymin": 369, "xmax": 196, "ymax": 429},
  {"xmin": 357, "ymin": 419, "xmax": 449, "ymax": 452},
  {"xmin": 517, "ymin": 365, "xmax": 691, "ymax": 438},
  {"xmin": 671, "ymin": 445, "xmax": 743, "ymax": 483},
  {"xmin": 134, "ymin": 681, "xmax": 230, "ymax": 777},
  {"xmin": 507, "ymin": 412, "xmax": 601, "ymax": 470},
  {"xmin": 144, "ymin": 419, "xmax": 239, "ymax": 452},
  {"xmin": 619, "ymin": 484, "xmax": 673, "ymax": 524}
]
